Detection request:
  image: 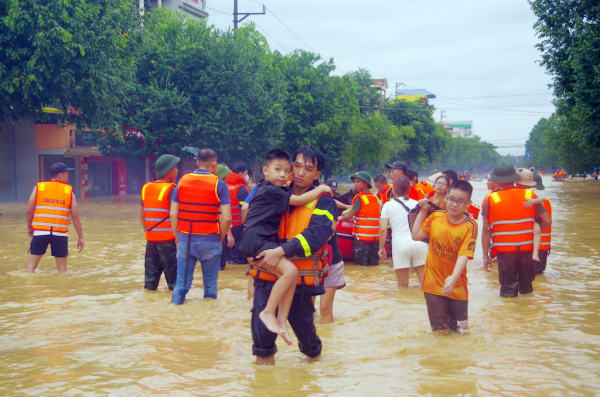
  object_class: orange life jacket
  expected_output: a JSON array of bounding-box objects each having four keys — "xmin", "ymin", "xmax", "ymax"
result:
[
  {"xmin": 352, "ymin": 193, "xmax": 380, "ymax": 242},
  {"xmin": 488, "ymin": 187, "xmax": 536, "ymax": 253},
  {"xmin": 32, "ymin": 181, "xmax": 73, "ymax": 235},
  {"xmin": 467, "ymin": 203, "xmax": 481, "ymax": 220},
  {"xmin": 142, "ymin": 181, "xmax": 176, "ymax": 242},
  {"xmin": 249, "ymin": 196, "xmax": 329, "ymax": 286},
  {"xmin": 416, "ymin": 181, "xmax": 435, "ymax": 195},
  {"xmin": 226, "ymin": 172, "xmax": 249, "ymax": 227},
  {"xmin": 408, "ymin": 184, "xmax": 419, "ymax": 201},
  {"xmin": 540, "ymin": 198, "xmax": 552, "ymax": 251},
  {"xmin": 416, "ymin": 186, "xmax": 425, "ymax": 200},
  {"xmin": 177, "ymin": 173, "xmax": 221, "ymax": 235},
  {"xmin": 377, "ymin": 183, "xmax": 393, "ymax": 204}
]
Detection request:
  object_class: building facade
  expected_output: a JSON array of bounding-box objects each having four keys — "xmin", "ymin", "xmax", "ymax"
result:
[
  {"xmin": 146, "ymin": 0, "xmax": 209, "ymax": 20},
  {"xmin": 445, "ymin": 121, "xmax": 474, "ymax": 138}
]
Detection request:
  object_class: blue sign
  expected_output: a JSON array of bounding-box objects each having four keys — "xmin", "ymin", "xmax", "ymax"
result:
[
  {"xmin": 525, "ymin": 151, "xmax": 532, "ymax": 160},
  {"xmin": 592, "ymin": 170, "xmax": 599, "ymax": 177}
]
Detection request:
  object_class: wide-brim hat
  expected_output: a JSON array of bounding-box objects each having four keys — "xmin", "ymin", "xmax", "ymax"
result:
[
  {"xmin": 155, "ymin": 154, "xmax": 180, "ymax": 179},
  {"xmin": 489, "ymin": 164, "xmax": 520, "ymax": 183},
  {"xmin": 350, "ymin": 171, "xmax": 372, "ymax": 189},
  {"xmin": 516, "ymin": 168, "xmax": 537, "ymax": 187},
  {"xmin": 428, "ymin": 171, "xmax": 443, "ymax": 183},
  {"xmin": 533, "ymin": 172, "xmax": 545, "ymax": 190},
  {"xmin": 385, "ymin": 161, "xmax": 407, "ymax": 172},
  {"xmin": 215, "ymin": 164, "xmax": 232, "ymax": 180}
]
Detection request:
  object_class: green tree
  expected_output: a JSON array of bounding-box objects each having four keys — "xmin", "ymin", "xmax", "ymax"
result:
[
  {"xmin": 530, "ymin": 0, "xmax": 600, "ymax": 148},
  {"xmin": 545, "ymin": 114, "xmax": 600, "ymax": 173},
  {"xmin": 0, "ymin": 0, "xmax": 143, "ymax": 126},
  {"xmin": 524, "ymin": 117, "xmax": 559, "ymax": 171}
]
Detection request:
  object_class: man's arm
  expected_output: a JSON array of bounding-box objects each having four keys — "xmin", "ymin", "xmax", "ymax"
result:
[
  {"xmin": 219, "ymin": 205, "xmax": 232, "ymax": 244},
  {"xmin": 26, "ymin": 186, "xmax": 37, "ymax": 236},
  {"xmin": 482, "ymin": 217, "xmax": 492, "ymax": 271},
  {"xmin": 170, "ymin": 202, "xmax": 179, "ymax": 244},
  {"xmin": 241, "ymin": 202, "xmax": 249, "ymax": 224},
  {"xmin": 378, "ymin": 217, "xmax": 389, "ymax": 259},
  {"xmin": 140, "ymin": 205, "xmax": 147, "ymax": 232},
  {"xmin": 338, "ymin": 208, "xmax": 356, "ymax": 222},
  {"xmin": 442, "ymin": 255, "xmax": 468, "ymax": 295},
  {"xmin": 70, "ymin": 194, "xmax": 85, "ymax": 252},
  {"xmin": 334, "ymin": 199, "xmax": 351, "ymax": 210}
]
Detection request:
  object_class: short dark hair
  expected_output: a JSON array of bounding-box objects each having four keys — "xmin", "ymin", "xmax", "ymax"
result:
[
  {"xmin": 198, "ymin": 148, "xmax": 218, "ymax": 163},
  {"xmin": 442, "ymin": 169, "xmax": 458, "ymax": 184},
  {"xmin": 293, "ymin": 145, "xmax": 325, "ymax": 172},
  {"xmin": 405, "ymin": 169, "xmax": 416, "ymax": 181},
  {"xmin": 449, "ymin": 180, "xmax": 473, "ymax": 199},
  {"xmin": 264, "ymin": 148, "xmax": 292, "ymax": 166},
  {"xmin": 231, "ymin": 162, "xmax": 248, "ymax": 174},
  {"xmin": 435, "ymin": 175, "xmax": 450, "ymax": 188},
  {"xmin": 393, "ymin": 175, "xmax": 411, "ymax": 197},
  {"xmin": 373, "ymin": 175, "xmax": 387, "ymax": 184}
]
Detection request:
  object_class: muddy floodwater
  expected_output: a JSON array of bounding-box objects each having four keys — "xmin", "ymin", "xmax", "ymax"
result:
[{"xmin": 1, "ymin": 177, "xmax": 599, "ymax": 396}]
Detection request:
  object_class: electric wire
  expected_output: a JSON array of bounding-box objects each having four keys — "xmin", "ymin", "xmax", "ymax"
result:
[
  {"xmin": 254, "ymin": 23, "xmax": 289, "ymax": 52},
  {"xmin": 205, "ymin": 5, "xmax": 231, "ymax": 16}
]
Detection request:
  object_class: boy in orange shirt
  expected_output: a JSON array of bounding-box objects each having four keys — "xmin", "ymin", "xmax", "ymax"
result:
[{"xmin": 412, "ymin": 180, "xmax": 478, "ymax": 333}]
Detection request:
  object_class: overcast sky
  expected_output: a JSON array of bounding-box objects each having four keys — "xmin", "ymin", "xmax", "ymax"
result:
[{"xmin": 203, "ymin": 0, "xmax": 555, "ymax": 155}]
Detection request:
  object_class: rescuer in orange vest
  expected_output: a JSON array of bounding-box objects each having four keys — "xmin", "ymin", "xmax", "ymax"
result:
[
  {"xmin": 531, "ymin": 172, "xmax": 552, "ymax": 274},
  {"xmin": 140, "ymin": 154, "xmax": 179, "ymax": 291},
  {"xmin": 219, "ymin": 162, "xmax": 250, "ymax": 270},
  {"xmin": 170, "ymin": 148, "xmax": 232, "ymax": 304},
  {"xmin": 247, "ymin": 145, "xmax": 334, "ymax": 365},
  {"xmin": 26, "ymin": 163, "xmax": 84, "ymax": 273},
  {"xmin": 339, "ymin": 171, "xmax": 381, "ymax": 266},
  {"xmin": 386, "ymin": 161, "xmax": 420, "ymax": 200},
  {"xmin": 374, "ymin": 174, "xmax": 393, "ymax": 204},
  {"xmin": 482, "ymin": 164, "xmax": 551, "ymax": 297},
  {"xmin": 406, "ymin": 169, "xmax": 425, "ymax": 200}
]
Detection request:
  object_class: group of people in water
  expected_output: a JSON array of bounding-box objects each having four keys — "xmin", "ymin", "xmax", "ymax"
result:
[{"xmin": 25, "ymin": 145, "xmax": 552, "ymax": 365}]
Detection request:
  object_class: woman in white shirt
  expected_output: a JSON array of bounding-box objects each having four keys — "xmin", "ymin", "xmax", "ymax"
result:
[{"xmin": 378, "ymin": 176, "xmax": 428, "ymax": 287}]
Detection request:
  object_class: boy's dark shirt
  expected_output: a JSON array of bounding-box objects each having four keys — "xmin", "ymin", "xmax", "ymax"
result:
[
  {"xmin": 335, "ymin": 188, "xmax": 358, "ymax": 205},
  {"xmin": 241, "ymin": 180, "xmax": 292, "ymax": 252}
]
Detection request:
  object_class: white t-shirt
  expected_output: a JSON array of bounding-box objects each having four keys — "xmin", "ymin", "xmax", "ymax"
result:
[{"xmin": 380, "ymin": 198, "xmax": 419, "ymax": 240}]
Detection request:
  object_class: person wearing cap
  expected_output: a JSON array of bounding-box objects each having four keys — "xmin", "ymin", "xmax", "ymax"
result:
[
  {"xmin": 140, "ymin": 154, "xmax": 180, "ymax": 291},
  {"xmin": 170, "ymin": 148, "xmax": 231, "ymax": 304},
  {"xmin": 25, "ymin": 163, "xmax": 84, "ymax": 273},
  {"xmin": 386, "ymin": 161, "xmax": 420, "ymax": 201},
  {"xmin": 481, "ymin": 164, "xmax": 551, "ymax": 297},
  {"xmin": 531, "ymin": 172, "xmax": 552, "ymax": 274},
  {"xmin": 220, "ymin": 162, "xmax": 251, "ymax": 270},
  {"xmin": 339, "ymin": 171, "xmax": 380, "ymax": 266},
  {"xmin": 516, "ymin": 168, "xmax": 547, "ymax": 262}
]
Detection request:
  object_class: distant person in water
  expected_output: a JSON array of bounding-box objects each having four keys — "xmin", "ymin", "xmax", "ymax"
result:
[{"xmin": 26, "ymin": 163, "xmax": 84, "ymax": 273}]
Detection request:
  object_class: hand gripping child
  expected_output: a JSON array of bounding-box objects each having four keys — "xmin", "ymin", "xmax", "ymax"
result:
[{"xmin": 516, "ymin": 168, "xmax": 546, "ymax": 262}]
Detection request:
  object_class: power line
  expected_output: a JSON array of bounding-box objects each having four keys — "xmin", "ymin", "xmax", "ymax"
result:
[
  {"xmin": 254, "ymin": 23, "xmax": 289, "ymax": 52},
  {"xmin": 206, "ymin": 5, "xmax": 231, "ymax": 15}
]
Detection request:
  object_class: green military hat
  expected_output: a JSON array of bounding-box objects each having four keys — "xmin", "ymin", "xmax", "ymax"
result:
[
  {"xmin": 155, "ymin": 154, "xmax": 180, "ymax": 179},
  {"xmin": 489, "ymin": 163, "xmax": 520, "ymax": 184},
  {"xmin": 215, "ymin": 164, "xmax": 232, "ymax": 180},
  {"xmin": 533, "ymin": 172, "xmax": 545, "ymax": 190},
  {"xmin": 350, "ymin": 170, "xmax": 372, "ymax": 189}
]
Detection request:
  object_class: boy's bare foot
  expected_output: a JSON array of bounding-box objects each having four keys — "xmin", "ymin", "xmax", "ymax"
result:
[
  {"xmin": 277, "ymin": 320, "xmax": 292, "ymax": 345},
  {"xmin": 533, "ymin": 252, "xmax": 540, "ymax": 261},
  {"xmin": 259, "ymin": 310, "xmax": 282, "ymax": 334}
]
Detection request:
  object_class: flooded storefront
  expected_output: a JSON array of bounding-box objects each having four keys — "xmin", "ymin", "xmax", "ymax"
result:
[{"xmin": 0, "ymin": 177, "xmax": 599, "ymax": 395}]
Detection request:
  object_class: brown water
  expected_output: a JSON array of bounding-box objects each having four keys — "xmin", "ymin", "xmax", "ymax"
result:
[{"xmin": 1, "ymin": 177, "xmax": 599, "ymax": 396}]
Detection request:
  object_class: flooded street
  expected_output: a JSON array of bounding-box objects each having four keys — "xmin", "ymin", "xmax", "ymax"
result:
[{"xmin": 1, "ymin": 177, "xmax": 599, "ymax": 396}]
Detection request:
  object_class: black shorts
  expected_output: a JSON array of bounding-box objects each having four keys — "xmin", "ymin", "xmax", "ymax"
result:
[
  {"xmin": 240, "ymin": 239, "xmax": 279, "ymax": 262},
  {"xmin": 424, "ymin": 292, "xmax": 468, "ymax": 332},
  {"xmin": 29, "ymin": 235, "xmax": 69, "ymax": 258}
]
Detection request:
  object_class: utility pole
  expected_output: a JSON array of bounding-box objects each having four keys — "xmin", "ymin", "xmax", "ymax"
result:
[
  {"xmin": 233, "ymin": 0, "xmax": 266, "ymax": 30},
  {"xmin": 395, "ymin": 82, "xmax": 404, "ymax": 98},
  {"xmin": 440, "ymin": 110, "xmax": 446, "ymax": 123}
]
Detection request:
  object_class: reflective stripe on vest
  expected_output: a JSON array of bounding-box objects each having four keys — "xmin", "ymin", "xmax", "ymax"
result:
[
  {"xmin": 32, "ymin": 181, "xmax": 72, "ymax": 234},
  {"xmin": 488, "ymin": 188, "xmax": 536, "ymax": 253},
  {"xmin": 142, "ymin": 181, "xmax": 176, "ymax": 242},
  {"xmin": 540, "ymin": 199, "xmax": 552, "ymax": 251},
  {"xmin": 249, "ymin": 194, "xmax": 330, "ymax": 286},
  {"xmin": 177, "ymin": 173, "xmax": 221, "ymax": 235},
  {"xmin": 352, "ymin": 193, "xmax": 380, "ymax": 242}
]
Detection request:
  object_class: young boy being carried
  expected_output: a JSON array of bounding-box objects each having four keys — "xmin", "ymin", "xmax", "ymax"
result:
[
  {"xmin": 516, "ymin": 168, "xmax": 547, "ymax": 262},
  {"xmin": 240, "ymin": 149, "xmax": 331, "ymax": 344},
  {"xmin": 412, "ymin": 180, "xmax": 478, "ymax": 333}
]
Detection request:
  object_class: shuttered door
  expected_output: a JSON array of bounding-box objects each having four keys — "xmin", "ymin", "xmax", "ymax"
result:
[{"xmin": 0, "ymin": 119, "xmax": 14, "ymax": 201}]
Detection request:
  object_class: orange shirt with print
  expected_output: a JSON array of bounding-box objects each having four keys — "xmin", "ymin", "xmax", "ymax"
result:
[{"xmin": 420, "ymin": 211, "xmax": 478, "ymax": 300}]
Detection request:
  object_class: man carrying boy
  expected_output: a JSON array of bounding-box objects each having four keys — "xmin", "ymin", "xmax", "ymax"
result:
[
  {"xmin": 170, "ymin": 148, "xmax": 231, "ymax": 304},
  {"xmin": 140, "ymin": 154, "xmax": 179, "ymax": 290},
  {"xmin": 532, "ymin": 172, "xmax": 552, "ymax": 274},
  {"xmin": 412, "ymin": 180, "xmax": 478, "ymax": 332},
  {"xmin": 248, "ymin": 145, "xmax": 335, "ymax": 365},
  {"xmin": 481, "ymin": 164, "xmax": 551, "ymax": 297},
  {"xmin": 339, "ymin": 171, "xmax": 380, "ymax": 266}
]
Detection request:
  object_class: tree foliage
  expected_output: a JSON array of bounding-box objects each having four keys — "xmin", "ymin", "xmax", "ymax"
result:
[
  {"xmin": 530, "ymin": 0, "xmax": 600, "ymax": 148},
  {"xmin": 523, "ymin": 117, "xmax": 560, "ymax": 171},
  {"xmin": 0, "ymin": 0, "xmax": 144, "ymax": 126}
]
